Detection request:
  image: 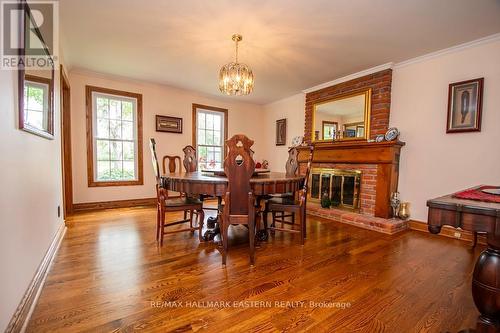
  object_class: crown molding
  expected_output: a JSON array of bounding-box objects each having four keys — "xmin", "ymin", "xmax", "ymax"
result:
[
  {"xmin": 394, "ymin": 32, "xmax": 500, "ymax": 69},
  {"xmin": 302, "ymin": 62, "xmax": 394, "ymax": 94}
]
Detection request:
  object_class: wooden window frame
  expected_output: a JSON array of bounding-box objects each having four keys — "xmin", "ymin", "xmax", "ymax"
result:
[
  {"xmin": 192, "ymin": 104, "xmax": 228, "ymax": 160},
  {"xmin": 86, "ymin": 85, "xmax": 143, "ymax": 187}
]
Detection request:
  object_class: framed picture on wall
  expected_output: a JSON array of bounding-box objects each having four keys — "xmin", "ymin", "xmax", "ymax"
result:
[
  {"xmin": 156, "ymin": 115, "xmax": 182, "ymax": 133},
  {"xmin": 276, "ymin": 118, "xmax": 287, "ymax": 146},
  {"xmin": 446, "ymin": 78, "xmax": 483, "ymax": 133}
]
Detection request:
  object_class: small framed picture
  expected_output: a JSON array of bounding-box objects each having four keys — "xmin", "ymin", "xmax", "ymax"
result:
[
  {"xmin": 156, "ymin": 115, "xmax": 182, "ymax": 133},
  {"xmin": 446, "ymin": 78, "xmax": 483, "ymax": 133},
  {"xmin": 276, "ymin": 118, "xmax": 287, "ymax": 146}
]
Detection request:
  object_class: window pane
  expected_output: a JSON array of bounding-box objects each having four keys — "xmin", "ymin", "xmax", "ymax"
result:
[
  {"xmin": 110, "ymin": 161, "xmax": 123, "ymax": 179},
  {"xmin": 122, "ymin": 101, "xmax": 133, "ymax": 121},
  {"xmin": 97, "ymin": 161, "xmax": 111, "ymax": 180},
  {"xmin": 96, "ymin": 140, "xmax": 110, "ymax": 161},
  {"xmin": 123, "ymin": 161, "xmax": 135, "ymax": 179},
  {"xmin": 206, "ymin": 130, "xmax": 214, "ymax": 145},
  {"xmin": 109, "ymin": 120, "xmax": 122, "ymax": 139},
  {"xmin": 110, "ymin": 141, "xmax": 123, "ymax": 160},
  {"xmin": 198, "ymin": 112, "xmax": 205, "ymax": 129},
  {"xmin": 214, "ymin": 115, "xmax": 221, "ymax": 130},
  {"xmin": 97, "ymin": 97, "xmax": 109, "ymax": 118},
  {"xmin": 109, "ymin": 100, "xmax": 121, "ymax": 120},
  {"xmin": 26, "ymin": 86, "xmax": 44, "ymax": 111},
  {"xmin": 123, "ymin": 142, "xmax": 134, "ymax": 160},
  {"xmin": 97, "ymin": 119, "xmax": 109, "ymax": 138},
  {"xmin": 198, "ymin": 129, "xmax": 206, "ymax": 145},
  {"xmin": 26, "ymin": 110, "xmax": 43, "ymax": 129},
  {"xmin": 214, "ymin": 130, "xmax": 221, "ymax": 145},
  {"xmin": 122, "ymin": 121, "xmax": 134, "ymax": 140},
  {"xmin": 206, "ymin": 114, "xmax": 213, "ymax": 129}
]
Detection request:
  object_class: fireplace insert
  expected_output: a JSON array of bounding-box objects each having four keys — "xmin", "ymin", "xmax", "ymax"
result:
[{"xmin": 309, "ymin": 168, "xmax": 361, "ymax": 210}]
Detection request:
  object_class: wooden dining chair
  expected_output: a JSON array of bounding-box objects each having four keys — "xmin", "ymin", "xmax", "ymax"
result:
[
  {"xmin": 271, "ymin": 147, "xmax": 300, "ymax": 225},
  {"xmin": 221, "ymin": 134, "xmax": 257, "ymax": 266},
  {"xmin": 149, "ymin": 139, "xmax": 205, "ymax": 246},
  {"xmin": 162, "ymin": 155, "xmax": 182, "ymax": 200},
  {"xmin": 265, "ymin": 146, "xmax": 314, "ymax": 245},
  {"xmin": 182, "ymin": 145, "xmax": 219, "ymax": 213}
]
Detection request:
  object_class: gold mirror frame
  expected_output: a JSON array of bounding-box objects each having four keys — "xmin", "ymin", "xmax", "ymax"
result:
[{"xmin": 311, "ymin": 88, "xmax": 371, "ymax": 142}]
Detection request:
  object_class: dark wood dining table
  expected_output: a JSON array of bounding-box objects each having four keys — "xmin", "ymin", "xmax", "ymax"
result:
[{"xmin": 161, "ymin": 171, "xmax": 305, "ymax": 240}]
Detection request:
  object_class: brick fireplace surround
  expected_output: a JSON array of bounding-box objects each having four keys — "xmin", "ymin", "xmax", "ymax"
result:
[{"xmin": 298, "ymin": 68, "xmax": 408, "ymax": 234}]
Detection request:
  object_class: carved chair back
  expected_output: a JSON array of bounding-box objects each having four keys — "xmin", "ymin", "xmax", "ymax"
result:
[
  {"xmin": 149, "ymin": 139, "xmax": 167, "ymax": 203},
  {"xmin": 182, "ymin": 145, "xmax": 197, "ymax": 172},
  {"xmin": 285, "ymin": 147, "xmax": 299, "ymax": 177},
  {"xmin": 300, "ymin": 145, "xmax": 315, "ymax": 205},
  {"xmin": 223, "ymin": 134, "xmax": 256, "ymax": 215},
  {"xmin": 162, "ymin": 155, "xmax": 181, "ymax": 174}
]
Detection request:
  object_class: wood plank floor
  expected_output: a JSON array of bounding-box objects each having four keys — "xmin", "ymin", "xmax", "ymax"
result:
[{"xmin": 27, "ymin": 206, "xmax": 481, "ymax": 332}]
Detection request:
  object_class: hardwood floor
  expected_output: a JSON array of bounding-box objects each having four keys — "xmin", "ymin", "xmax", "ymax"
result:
[{"xmin": 27, "ymin": 206, "xmax": 480, "ymax": 332}]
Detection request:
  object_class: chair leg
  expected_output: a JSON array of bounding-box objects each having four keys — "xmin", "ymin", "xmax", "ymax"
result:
[
  {"xmin": 156, "ymin": 206, "xmax": 160, "ymax": 242},
  {"xmin": 271, "ymin": 211, "xmax": 276, "ymax": 235},
  {"xmin": 198, "ymin": 209, "xmax": 205, "ymax": 242},
  {"xmin": 292, "ymin": 212, "xmax": 295, "ymax": 225},
  {"xmin": 299, "ymin": 210, "xmax": 305, "ymax": 245},
  {"xmin": 184, "ymin": 210, "xmax": 187, "ymax": 220},
  {"xmin": 249, "ymin": 214, "xmax": 255, "ymax": 266},
  {"xmin": 222, "ymin": 221, "xmax": 229, "ymax": 266},
  {"xmin": 189, "ymin": 209, "xmax": 194, "ymax": 234},
  {"xmin": 301, "ymin": 208, "xmax": 306, "ymax": 242},
  {"xmin": 159, "ymin": 209, "xmax": 165, "ymax": 247},
  {"xmin": 280, "ymin": 212, "xmax": 285, "ymax": 228}
]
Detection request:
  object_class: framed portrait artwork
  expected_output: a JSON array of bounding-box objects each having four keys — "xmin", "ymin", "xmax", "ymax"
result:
[
  {"xmin": 446, "ymin": 78, "xmax": 483, "ymax": 133},
  {"xmin": 276, "ymin": 118, "xmax": 287, "ymax": 146},
  {"xmin": 156, "ymin": 115, "xmax": 182, "ymax": 133}
]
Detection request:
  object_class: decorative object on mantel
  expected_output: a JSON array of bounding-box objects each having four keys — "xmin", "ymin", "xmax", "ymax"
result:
[
  {"xmin": 219, "ymin": 34, "xmax": 254, "ymax": 96},
  {"xmin": 276, "ymin": 118, "xmax": 287, "ymax": 146},
  {"xmin": 321, "ymin": 192, "xmax": 331, "ymax": 208},
  {"xmin": 261, "ymin": 160, "xmax": 269, "ymax": 169},
  {"xmin": 156, "ymin": 115, "xmax": 182, "ymax": 133},
  {"xmin": 384, "ymin": 127, "xmax": 400, "ymax": 141},
  {"xmin": 390, "ymin": 192, "xmax": 401, "ymax": 219},
  {"xmin": 375, "ymin": 134, "xmax": 385, "ymax": 142},
  {"xmin": 291, "ymin": 136, "xmax": 303, "ymax": 147},
  {"xmin": 446, "ymin": 78, "xmax": 483, "ymax": 133},
  {"xmin": 255, "ymin": 161, "xmax": 262, "ymax": 169},
  {"xmin": 398, "ymin": 202, "xmax": 410, "ymax": 220}
]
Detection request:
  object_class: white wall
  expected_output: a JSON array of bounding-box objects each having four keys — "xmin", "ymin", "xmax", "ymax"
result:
[
  {"xmin": 0, "ymin": 69, "xmax": 64, "ymax": 330},
  {"xmin": 391, "ymin": 39, "xmax": 500, "ymax": 221},
  {"xmin": 69, "ymin": 70, "xmax": 265, "ymax": 204},
  {"xmin": 262, "ymin": 93, "xmax": 305, "ymax": 171}
]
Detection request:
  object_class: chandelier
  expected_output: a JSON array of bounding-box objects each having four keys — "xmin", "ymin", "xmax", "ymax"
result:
[{"xmin": 219, "ymin": 34, "xmax": 254, "ymax": 96}]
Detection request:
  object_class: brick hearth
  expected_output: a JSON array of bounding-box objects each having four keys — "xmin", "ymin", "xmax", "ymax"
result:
[{"xmin": 307, "ymin": 203, "xmax": 408, "ymax": 234}]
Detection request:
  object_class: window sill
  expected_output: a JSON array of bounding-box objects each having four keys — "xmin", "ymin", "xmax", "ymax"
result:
[{"xmin": 88, "ymin": 179, "xmax": 144, "ymax": 187}]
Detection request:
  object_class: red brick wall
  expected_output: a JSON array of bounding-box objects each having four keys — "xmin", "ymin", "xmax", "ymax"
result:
[
  {"xmin": 313, "ymin": 163, "xmax": 378, "ymax": 216},
  {"xmin": 304, "ymin": 69, "xmax": 392, "ymax": 142}
]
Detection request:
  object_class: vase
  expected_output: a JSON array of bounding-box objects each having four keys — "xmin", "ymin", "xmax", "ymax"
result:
[{"xmin": 399, "ymin": 202, "xmax": 410, "ymax": 220}]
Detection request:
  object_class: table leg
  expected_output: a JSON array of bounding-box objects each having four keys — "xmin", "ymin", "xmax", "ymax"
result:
[
  {"xmin": 471, "ymin": 235, "xmax": 500, "ymax": 333},
  {"xmin": 203, "ymin": 196, "xmax": 222, "ymax": 242},
  {"xmin": 256, "ymin": 196, "xmax": 269, "ymax": 242}
]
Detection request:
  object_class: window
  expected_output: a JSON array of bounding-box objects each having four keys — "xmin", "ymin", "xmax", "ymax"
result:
[
  {"xmin": 23, "ymin": 75, "xmax": 52, "ymax": 135},
  {"xmin": 192, "ymin": 104, "xmax": 228, "ymax": 170},
  {"xmin": 86, "ymin": 86, "xmax": 143, "ymax": 186},
  {"xmin": 322, "ymin": 121, "xmax": 338, "ymax": 140}
]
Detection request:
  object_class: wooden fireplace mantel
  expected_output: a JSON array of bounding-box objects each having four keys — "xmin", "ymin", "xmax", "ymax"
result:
[{"xmin": 297, "ymin": 140, "xmax": 405, "ymax": 218}]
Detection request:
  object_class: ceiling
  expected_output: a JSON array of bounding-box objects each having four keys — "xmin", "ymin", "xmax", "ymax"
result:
[{"xmin": 60, "ymin": 0, "xmax": 500, "ymax": 104}]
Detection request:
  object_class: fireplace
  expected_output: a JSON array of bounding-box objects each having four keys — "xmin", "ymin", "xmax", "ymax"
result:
[{"xmin": 310, "ymin": 168, "xmax": 361, "ymax": 211}]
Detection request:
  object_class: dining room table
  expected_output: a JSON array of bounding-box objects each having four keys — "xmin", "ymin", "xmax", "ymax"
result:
[{"xmin": 161, "ymin": 170, "xmax": 305, "ymax": 241}]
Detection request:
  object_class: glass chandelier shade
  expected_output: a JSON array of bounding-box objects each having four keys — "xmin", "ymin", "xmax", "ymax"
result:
[{"xmin": 219, "ymin": 34, "xmax": 254, "ymax": 96}]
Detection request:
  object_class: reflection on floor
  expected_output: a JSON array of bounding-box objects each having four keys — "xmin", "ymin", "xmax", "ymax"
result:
[{"xmin": 27, "ymin": 207, "xmax": 480, "ymax": 332}]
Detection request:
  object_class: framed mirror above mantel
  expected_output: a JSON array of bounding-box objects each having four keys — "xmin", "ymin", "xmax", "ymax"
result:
[{"xmin": 312, "ymin": 88, "xmax": 371, "ymax": 142}]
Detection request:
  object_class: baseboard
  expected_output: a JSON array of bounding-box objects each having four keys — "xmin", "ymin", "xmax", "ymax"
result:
[
  {"xmin": 6, "ymin": 221, "xmax": 67, "ymax": 333},
  {"xmin": 409, "ymin": 220, "xmax": 486, "ymax": 245},
  {"xmin": 73, "ymin": 197, "xmax": 156, "ymax": 212}
]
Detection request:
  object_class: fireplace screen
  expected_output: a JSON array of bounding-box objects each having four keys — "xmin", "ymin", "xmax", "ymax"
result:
[{"xmin": 309, "ymin": 168, "xmax": 361, "ymax": 210}]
